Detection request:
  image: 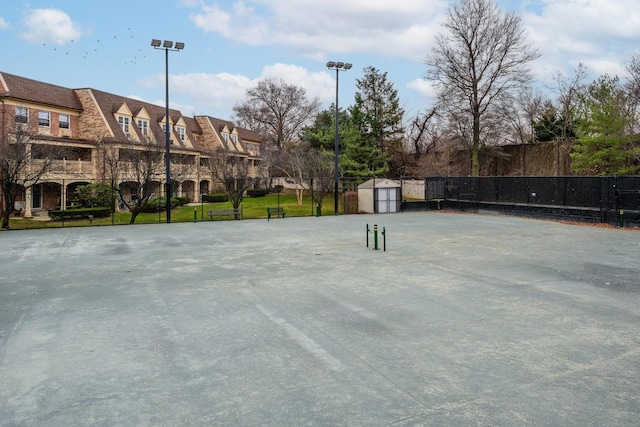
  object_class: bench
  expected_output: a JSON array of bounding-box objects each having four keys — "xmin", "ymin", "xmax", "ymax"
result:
[
  {"xmin": 267, "ymin": 207, "xmax": 285, "ymax": 221},
  {"xmin": 207, "ymin": 208, "xmax": 241, "ymax": 220}
]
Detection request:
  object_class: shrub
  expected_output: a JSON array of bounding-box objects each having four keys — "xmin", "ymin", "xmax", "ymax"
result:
[
  {"xmin": 202, "ymin": 193, "xmax": 229, "ymax": 203},
  {"xmin": 48, "ymin": 207, "xmax": 111, "ymax": 221},
  {"xmin": 75, "ymin": 183, "xmax": 116, "ymax": 208},
  {"xmin": 176, "ymin": 196, "xmax": 191, "ymax": 206},
  {"xmin": 139, "ymin": 197, "xmax": 182, "ymax": 213},
  {"xmin": 247, "ymin": 188, "xmax": 268, "ymax": 197},
  {"xmin": 139, "ymin": 200, "xmax": 162, "ymax": 213}
]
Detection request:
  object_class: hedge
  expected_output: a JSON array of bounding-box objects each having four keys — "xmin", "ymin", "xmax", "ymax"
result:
[
  {"xmin": 247, "ymin": 188, "xmax": 268, "ymax": 197},
  {"xmin": 202, "ymin": 193, "xmax": 229, "ymax": 203},
  {"xmin": 48, "ymin": 207, "xmax": 111, "ymax": 221}
]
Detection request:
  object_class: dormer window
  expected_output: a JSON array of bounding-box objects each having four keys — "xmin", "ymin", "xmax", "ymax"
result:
[
  {"xmin": 222, "ymin": 133, "xmax": 229, "ymax": 143},
  {"xmin": 118, "ymin": 116, "xmax": 130, "ymax": 133},
  {"xmin": 231, "ymin": 134, "xmax": 238, "ymax": 146},
  {"xmin": 177, "ymin": 126, "xmax": 185, "ymax": 141},
  {"xmin": 137, "ymin": 119, "xmax": 149, "ymax": 136}
]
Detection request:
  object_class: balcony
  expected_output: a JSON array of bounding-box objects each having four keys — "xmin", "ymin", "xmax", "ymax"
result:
[{"xmin": 32, "ymin": 159, "xmax": 94, "ymax": 178}]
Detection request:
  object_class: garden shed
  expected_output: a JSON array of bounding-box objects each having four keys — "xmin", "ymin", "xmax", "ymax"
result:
[{"xmin": 357, "ymin": 178, "xmax": 402, "ymax": 214}]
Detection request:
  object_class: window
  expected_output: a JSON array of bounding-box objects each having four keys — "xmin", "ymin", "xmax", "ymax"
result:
[
  {"xmin": 162, "ymin": 123, "xmax": 174, "ymax": 144},
  {"xmin": 118, "ymin": 116, "xmax": 130, "ymax": 133},
  {"xmin": 231, "ymin": 134, "xmax": 238, "ymax": 146},
  {"xmin": 59, "ymin": 114, "xmax": 70, "ymax": 129},
  {"xmin": 15, "ymin": 106, "xmax": 28, "ymax": 125},
  {"xmin": 38, "ymin": 111, "xmax": 50, "ymax": 127},
  {"xmin": 177, "ymin": 126, "xmax": 185, "ymax": 141},
  {"xmin": 137, "ymin": 119, "xmax": 149, "ymax": 136},
  {"xmin": 222, "ymin": 132, "xmax": 229, "ymax": 143}
]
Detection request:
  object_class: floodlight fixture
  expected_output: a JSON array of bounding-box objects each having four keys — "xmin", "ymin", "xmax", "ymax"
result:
[
  {"xmin": 174, "ymin": 42, "xmax": 185, "ymax": 50},
  {"xmin": 151, "ymin": 39, "xmax": 161, "ymax": 47},
  {"xmin": 163, "ymin": 40, "xmax": 173, "ymax": 48},
  {"xmin": 343, "ymin": 63, "xmax": 352, "ymax": 70},
  {"xmin": 326, "ymin": 61, "xmax": 336, "ymax": 68}
]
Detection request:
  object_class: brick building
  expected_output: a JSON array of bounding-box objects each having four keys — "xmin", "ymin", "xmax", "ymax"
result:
[{"xmin": 0, "ymin": 71, "xmax": 263, "ymax": 217}]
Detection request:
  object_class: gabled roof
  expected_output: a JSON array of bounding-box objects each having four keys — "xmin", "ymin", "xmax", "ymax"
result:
[
  {"xmin": 0, "ymin": 72, "xmax": 82, "ymax": 111},
  {"xmin": 201, "ymin": 115, "xmax": 261, "ymax": 151},
  {"xmin": 87, "ymin": 88, "xmax": 202, "ymax": 149}
]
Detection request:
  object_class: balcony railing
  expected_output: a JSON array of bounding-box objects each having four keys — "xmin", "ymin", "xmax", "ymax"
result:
[{"xmin": 33, "ymin": 159, "xmax": 94, "ymax": 175}]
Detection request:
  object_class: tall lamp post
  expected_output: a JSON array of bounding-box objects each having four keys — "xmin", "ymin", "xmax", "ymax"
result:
[
  {"xmin": 326, "ymin": 61, "xmax": 352, "ymax": 215},
  {"xmin": 151, "ymin": 39, "xmax": 185, "ymax": 223}
]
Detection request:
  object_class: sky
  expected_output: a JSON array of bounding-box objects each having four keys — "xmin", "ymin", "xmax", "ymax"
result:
[{"xmin": 2, "ymin": 0, "xmax": 640, "ymax": 123}]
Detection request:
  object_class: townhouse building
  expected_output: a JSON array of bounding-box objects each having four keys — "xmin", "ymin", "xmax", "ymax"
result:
[{"xmin": 0, "ymin": 71, "xmax": 263, "ymax": 217}]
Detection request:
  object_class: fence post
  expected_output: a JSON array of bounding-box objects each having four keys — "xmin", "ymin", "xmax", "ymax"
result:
[
  {"xmin": 366, "ymin": 224, "xmax": 369, "ymax": 248},
  {"xmin": 382, "ymin": 227, "xmax": 386, "ymax": 252}
]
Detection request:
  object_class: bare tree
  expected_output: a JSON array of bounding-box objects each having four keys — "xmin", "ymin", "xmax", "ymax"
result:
[
  {"xmin": 202, "ymin": 148, "xmax": 253, "ymax": 219},
  {"xmin": 406, "ymin": 108, "xmax": 439, "ymax": 160},
  {"xmin": 96, "ymin": 137, "xmax": 122, "ymax": 212},
  {"xmin": 169, "ymin": 153, "xmax": 197, "ymax": 200},
  {"xmin": 551, "ymin": 64, "xmax": 588, "ymax": 141},
  {"xmin": 425, "ymin": 0, "xmax": 540, "ymax": 176},
  {"xmin": 0, "ymin": 128, "xmax": 58, "ymax": 229},
  {"xmin": 233, "ymin": 77, "xmax": 321, "ymax": 148},
  {"xmin": 118, "ymin": 138, "xmax": 164, "ymax": 224},
  {"xmin": 277, "ymin": 142, "xmax": 307, "ymax": 207},
  {"xmin": 625, "ymin": 54, "xmax": 640, "ymax": 133},
  {"xmin": 303, "ymin": 147, "xmax": 334, "ymax": 215},
  {"xmin": 497, "ymin": 87, "xmax": 544, "ymax": 145}
]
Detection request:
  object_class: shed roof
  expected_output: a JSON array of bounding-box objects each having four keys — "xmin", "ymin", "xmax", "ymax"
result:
[{"xmin": 358, "ymin": 178, "xmax": 401, "ymax": 189}]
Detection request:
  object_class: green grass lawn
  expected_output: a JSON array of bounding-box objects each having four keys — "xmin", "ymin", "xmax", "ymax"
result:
[{"xmin": 7, "ymin": 192, "xmax": 340, "ymax": 230}]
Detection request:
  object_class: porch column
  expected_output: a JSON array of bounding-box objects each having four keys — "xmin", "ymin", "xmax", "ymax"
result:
[
  {"xmin": 194, "ymin": 182, "xmax": 200, "ymax": 204},
  {"xmin": 61, "ymin": 182, "xmax": 67, "ymax": 210},
  {"xmin": 24, "ymin": 187, "xmax": 33, "ymax": 218}
]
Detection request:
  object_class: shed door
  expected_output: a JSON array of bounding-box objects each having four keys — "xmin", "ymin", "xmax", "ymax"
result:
[{"xmin": 376, "ymin": 188, "xmax": 398, "ymax": 213}]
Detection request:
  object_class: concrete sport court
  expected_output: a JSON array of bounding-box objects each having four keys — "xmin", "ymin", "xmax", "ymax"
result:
[{"xmin": 1, "ymin": 212, "xmax": 640, "ymax": 426}]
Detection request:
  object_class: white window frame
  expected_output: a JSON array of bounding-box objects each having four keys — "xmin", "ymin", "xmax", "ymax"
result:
[
  {"xmin": 59, "ymin": 114, "xmax": 70, "ymax": 129},
  {"xmin": 118, "ymin": 116, "xmax": 130, "ymax": 133},
  {"xmin": 177, "ymin": 126, "xmax": 185, "ymax": 141},
  {"xmin": 222, "ymin": 132, "xmax": 229, "ymax": 143},
  {"xmin": 15, "ymin": 106, "xmax": 28, "ymax": 125},
  {"xmin": 231, "ymin": 134, "xmax": 238, "ymax": 146},
  {"xmin": 137, "ymin": 119, "xmax": 149, "ymax": 136},
  {"xmin": 38, "ymin": 111, "xmax": 51, "ymax": 127}
]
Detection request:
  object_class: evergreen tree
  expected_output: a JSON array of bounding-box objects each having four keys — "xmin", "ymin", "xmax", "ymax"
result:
[
  {"xmin": 533, "ymin": 102, "xmax": 576, "ymax": 142},
  {"xmin": 571, "ymin": 75, "xmax": 639, "ymax": 175},
  {"xmin": 349, "ymin": 66, "xmax": 405, "ymax": 177}
]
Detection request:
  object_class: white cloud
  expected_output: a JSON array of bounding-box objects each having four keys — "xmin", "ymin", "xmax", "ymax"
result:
[
  {"xmin": 407, "ymin": 78, "xmax": 437, "ymax": 102},
  {"xmin": 260, "ymin": 63, "xmax": 335, "ymax": 101},
  {"xmin": 138, "ymin": 72, "xmax": 253, "ymax": 118},
  {"xmin": 20, "ymin": 9, "xmax": 84, "ymax": 45},
  {"xmin": 188, "ymin": 0, "xmax": 447, "ymax": 60},
  {"xmin": 0, "ymin": 17, "xmax": 9, "ymax": 29},
  {"xmin": 138, "ymin": 63, "xmax": 341, "ymax": 119},
  {"xmin": 522, "ymin": 0, "xmax": 640, "ymax": 81}
]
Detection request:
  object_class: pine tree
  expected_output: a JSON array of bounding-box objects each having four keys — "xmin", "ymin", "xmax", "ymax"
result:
[{"xmin": 349, "ymin": 66, "xmax": 405, "ymax": 177}]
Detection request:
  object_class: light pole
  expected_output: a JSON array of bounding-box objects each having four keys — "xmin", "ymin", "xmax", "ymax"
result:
[
  {"xmin": 151, "ymin": 39, "xmax": 184, "ymax": 223},
  {"xmin": 326, "ymin": 61, "xmax": 352, "ymax": 215}
]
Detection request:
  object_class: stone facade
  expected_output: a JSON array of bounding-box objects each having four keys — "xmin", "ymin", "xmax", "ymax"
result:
[{"xmin": 0, "ymin": 71, "xmax": 263, "ymax": 216}]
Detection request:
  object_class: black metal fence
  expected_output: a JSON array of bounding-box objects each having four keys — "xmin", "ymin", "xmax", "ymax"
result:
[{"xmin": 419, "ymin": 176, "xmax": 640, "ymax": 227}]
